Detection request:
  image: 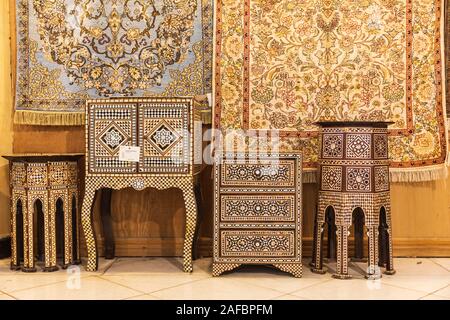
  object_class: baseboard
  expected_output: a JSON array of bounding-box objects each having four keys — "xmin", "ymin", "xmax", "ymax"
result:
[
  {"xmin": 0, "ymin": 236, "xmax": 11, "ymax": 259},
  {"xmin": 80, "ymin": 237, "xmax": 450, "ymax": 258}
]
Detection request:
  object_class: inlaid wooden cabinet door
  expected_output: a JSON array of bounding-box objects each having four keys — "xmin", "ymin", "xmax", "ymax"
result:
[
  {"xmin": 87, "ymin": 102, "xmax": 138, "ymax": 173},
  {"xmin": 138, "ymin": 98, "xmax": 192, "ymax": 174}
]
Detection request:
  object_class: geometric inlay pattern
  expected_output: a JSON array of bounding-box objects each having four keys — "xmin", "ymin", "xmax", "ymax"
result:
[
  {"xmin": 221, "ymin": 230, "xmax": 295, "ymax": 257},
  {"xmin": 147, "ymin": 120, "xmax": 181, "ymax": 155},
  {"xmin": 322, "ymin": 134, "xmax": 344, "ymax": 158},
  {"xmin": 222, "ymin": 162, "xmax": 295, "ymax": 187},
  {"xmin": 221, "ymin": 195, "xmax": 295, "ymax": 221},
  {"xmin": 374, "ymin": 134, "xmax": 388, "ymax": 159},
  {"xmin": 346, "ymin": 134, "xmax": 371, "ymax": 159},
  {"xmin": 100, "ymin": 127, "xmax": 125, "ymax": 151},
  {"xmin": 90, "ymin": 104, "xmax": 137, "ymax": 174},
  {"xmin": 139, "ymin": 102, "xmax": 190, "ymax": 174},
  {"xmin": 321, "ymin": 166, "xmax": 343, "ymax": 191},
  {"xmin": 374, "ymin": 166, "xmax": 389, "ymax": 192},
  {"xmin": 346, "ymin": 167, "xmax": 371, "ymax": 191}
]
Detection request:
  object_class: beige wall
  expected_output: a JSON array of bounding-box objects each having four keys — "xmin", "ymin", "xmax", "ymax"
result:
[{"xmin": 0, "ymin": 0, "xmax": 13, "ymax": 238}]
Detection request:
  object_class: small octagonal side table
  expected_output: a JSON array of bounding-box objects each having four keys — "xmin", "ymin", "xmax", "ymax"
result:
[
  {"xmin": 310, "ymin": 122, "xmax": 396, "ymax": 280},
  {"xmin": 3, "ymin": 153, "xmax": 83, "ymax": 272}
]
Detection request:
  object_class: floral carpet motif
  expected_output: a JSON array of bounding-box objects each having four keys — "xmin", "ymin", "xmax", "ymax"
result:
[
  {"xmin": 14, "ymin": 0, "xmax": 213, "ymax": 125},
  {"xmin": 214, "ymin": 0, "xmax": 448, "ymax": 178}
]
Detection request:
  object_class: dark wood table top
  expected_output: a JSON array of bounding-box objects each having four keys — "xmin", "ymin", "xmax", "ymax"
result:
[{"xmin": 2, "ymin": 153, "xmax": 85, "ymax": 162}]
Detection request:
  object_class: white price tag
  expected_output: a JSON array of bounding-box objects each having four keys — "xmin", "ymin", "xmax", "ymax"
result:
[{"xmin": 119, "ymin": 146, "xmax": 140, "ymax": 162}]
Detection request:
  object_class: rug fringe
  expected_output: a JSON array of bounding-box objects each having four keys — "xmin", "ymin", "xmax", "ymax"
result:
[
  {"xmin": 14, "ymin": 111, "xmax": 85, "ymax": 126},
  {"xmin": 302, "ymin": 165, "xmax": 448, "ymax": 184},
  {"xmin": 389, "ymin": 164, "xmax": 448, "ymax": 183}
]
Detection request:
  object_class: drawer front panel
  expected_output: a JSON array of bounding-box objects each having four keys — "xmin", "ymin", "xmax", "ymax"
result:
[
  {"xmin": 220, "ymin": 230, "xmax": 295, "ymax": 257},
  {"xmin": 220, "ymin": 160, "xmax": 296, "ymax": 187},
  {"xmin": 220, "ymin": 195, "xmax": 295, "ymax": 222}
]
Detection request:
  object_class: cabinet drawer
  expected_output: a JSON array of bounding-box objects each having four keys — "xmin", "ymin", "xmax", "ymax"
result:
[
  {"xmin": 220, "ymin": 160, "xmax": 296, "ymax": 188},
  {"xmin": 220, "ymin": 195, "xmax": 295, "ymax": 222},
  {"xmin": 220, "ymin": 230, "xmax": 296, "ymax": 257}
]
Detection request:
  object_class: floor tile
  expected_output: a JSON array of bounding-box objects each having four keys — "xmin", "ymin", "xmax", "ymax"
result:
[
  {"xmin": 151, "ymin": 277, "xmax": 282, "ymax": 300},
  {"xmin": 220, "ymin": 265, "xmax": 330, "ymax": 294},
  {"xmin": 419, "ymin": 294, "xmax": 450, "ymax": 300},
  {"xmin": 9, "ymin": 276, "xmax": 141, "ymax": 300},
  {"xmin": 0, "ymin": 274, "xmax": 73, "ymax": 293},
  {"xmin": 101, "ymin": 273, "xmax": 208, "ymax": 294},
  {"xmin": 104, "ymin": 257, "xmax": 210, "ymax": 276},
  {"xmin": 433, "ymin": 285, "xmax": 450, "ymax": 298},
  {"xmin": 380, "ymin": 275, "xmax": 450, "ymax": 293},
  {"xmin": 124, "ymin": 294, "xmax": 160, "ymax": 300},
  {"xmin": 291, "ymin": 278, "xmax": 427, "ymax": 300},
  {"xmin": 0, "ymin": 257, "xmax": 114, "ymax": 277},
  {"xmin": 431, "ymin": 258, "xmax": 450, "ymax": 272},
  {"xmin": 0, "ymin": 293, "xmax": 16, "ymax": 300},
  {"xmin": 0, "ymin": 257, "xmax": 448, "ymax": 300},
  {"xmin": 272, "ymin": 294, "xmax": 309, "ymax": 300},
  {"xmin": 79, "ymin": 258, "xmax": 117, "ymax": 274},
  {"xmin": 386, "ymin": 258, "xmax": 449, "ymax": 276}
]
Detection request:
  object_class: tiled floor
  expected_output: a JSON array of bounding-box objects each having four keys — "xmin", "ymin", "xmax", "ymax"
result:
[{"xmin": 0, "ymin": 257, "xmax": 448, "ymax": 300}]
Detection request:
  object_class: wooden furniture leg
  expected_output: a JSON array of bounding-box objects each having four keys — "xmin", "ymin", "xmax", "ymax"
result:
[
  {"xmin": 366, "ymin": 225, "xmax": 381, "ymax": 279},
  {"xmin": 81, "ymin": 186, "xmax": 98, "ymax": 271},
  {"xmin": 311, "ymin": 219, "xmax": 326, "ymax": 274},
  {"xmin": 333, "ymin": 224, "xmax": 351, "ymax": 279},
  {"xmin": 378, "ymin": 220, "xmax": 388, "ymax": 267},
  {"xmin": 182, "ymin": 183, "xmax": 197, "ymax": 273},
  {"xmin": 192, "ymin": 177, "xmax": 203, "ymax": 260},
  {"xmin": 23, "ymin": 195, "xmax": 36, "ymax": 272},
  {"xmin": 101, "ymin": 188, "xmax": 115, "ymax": 259},
  {"xmin": 384, "ymin": 208, "xmax": 396, "ymax": 275}
]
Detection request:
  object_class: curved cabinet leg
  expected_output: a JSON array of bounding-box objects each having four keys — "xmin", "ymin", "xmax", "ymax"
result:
[
  {"xmin": 182, "ymin": 184, "xmax": 197, "ymax": 273},
  {"xmin": 274, "ymin": 263, "xmax": 302, "ymax": 278},
  {"xmin": 192, "ymin": 179, "xmax": 203, "ymax": 260},
  {"xmin": 212, "ymin": 263, "xmax": 241, "ymax": 276},
  {"xmin": 100, "ymin": 188, "xmax": 115, "ymax": 259},
  {"xmin": 81, "ymin": 186, "xmax": 98, "ymax": 271}
]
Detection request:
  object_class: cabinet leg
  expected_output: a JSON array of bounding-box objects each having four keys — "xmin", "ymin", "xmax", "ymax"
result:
[
  {"xmin": 274, "ymin": 263, "xmax": 302, "ymax": 278},
  {"xmin": 192, "ymin": 179, "xmax": 203, "ymax": 260},
  {"xmin": 101, "ymin": 188, "xmax": 115, "ymax": 259},
  {"xmin": 81, "ymin": 187, "xmax": 98, "ymax": 271},
  {"xmin": 212, "ymin": 263, "xmax": 241, "ymax": 276},
  {"xmin": 182, "ymin": 185, "xmax": 197, "ymax": 273}
]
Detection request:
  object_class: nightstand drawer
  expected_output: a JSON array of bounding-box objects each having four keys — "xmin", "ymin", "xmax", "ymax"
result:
[
  {"xmin": 220, "ymin": 159, "xmax": 296, "ymax": 188},
  {"xmin": 220, "ymin": 230, "xmax": 296, "ymax": 258},
  {"xmin": 220, "ymin": 194, "xmax": 296, "ymax": 222}
]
